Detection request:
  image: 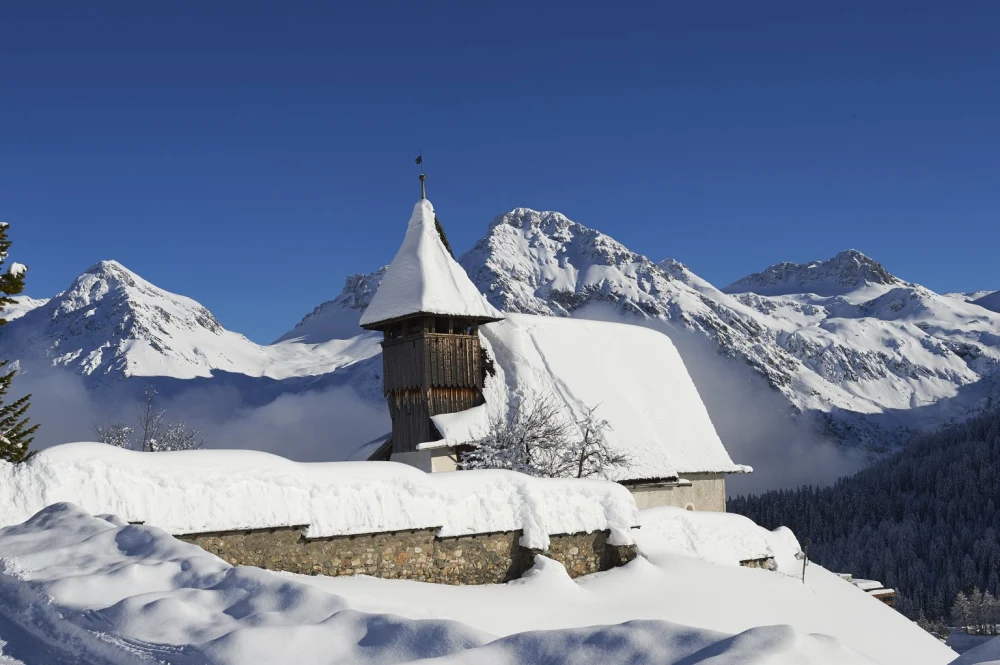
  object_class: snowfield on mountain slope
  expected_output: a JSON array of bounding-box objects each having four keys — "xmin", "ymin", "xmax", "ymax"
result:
[
  {"xmin": 975, "ymin": 290, "xmax": 1000, "ymax": 314},
  {"xmin": 0, "ymin": 296, "xmax": 48, "ymax": 322},
  {"xmin": 0, "ymin": 502, "xmax": 955, "ymax": 665},
  {"xmin": 955, "ymin": 635, "xmax": 1000, "ymax": 664}
]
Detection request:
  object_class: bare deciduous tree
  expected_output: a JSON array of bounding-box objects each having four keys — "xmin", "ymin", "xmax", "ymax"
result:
[
  {"xmin": 91, "ymin": 422, "xmax": 133, "ymax": 448},
  {"xmin": 461, "ymin": 395, "xmax": 631, "ymax": 479},
  {"xmin": 135, "ymin": 386, "xmax": 167, "ymax": 452},
  {"xmin": 460, "ymin": 394, "xmax": 573, "ymax": 476},
  {"xmin": 567, "ymin": 405, "xmax": 631, "ymax": 479},
  {"xmin": 153, "ymin": 420, "xmax": 202, "ymax": 452},
  {"xmin": 93, "ymin": 386, "xmax": 204, "ymax": 452}
]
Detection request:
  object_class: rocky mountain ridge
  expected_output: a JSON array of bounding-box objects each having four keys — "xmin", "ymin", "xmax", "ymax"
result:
[
  {"xmin": 323, "ymin": 209, "xmax": 1000, "ymax": 446},
  {"xmin": 0, "ymin": 260, "xmax": 380, "ymax": 384},
  {"xmin": 5, "ymin": 211, "xmax": 1000, "ymax": 452},
  {"xmin": 722, "ymin": 249, "xmax": 903, "ymax": 298}
]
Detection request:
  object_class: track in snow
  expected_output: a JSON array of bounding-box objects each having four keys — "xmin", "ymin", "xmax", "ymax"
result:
[{"xmin": 0, "ymin": 610, "xmax": 96, "ymax": 665}]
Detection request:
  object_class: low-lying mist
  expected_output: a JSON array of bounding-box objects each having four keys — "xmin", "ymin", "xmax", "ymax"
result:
[
  {"xmin": 574, "ymin": 305, "xmax": 868, "ymax": 495},
  {"xmin": 11, "ymin": 312, "xmax": 867, "ymax": 497},
  {"xmin": 13, "ymin": 364, "xmax": 389, "ymax": 462}
]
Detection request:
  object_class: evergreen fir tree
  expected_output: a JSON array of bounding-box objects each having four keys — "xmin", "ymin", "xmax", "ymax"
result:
[
  {"xmin": 0, "ymin": 221, "xmax": 38, "ymax": 463},
  {"xmin": 971, "ymin": 588, "xmax": 985, "ymax": 634},
  {"xmin": 952, "ymin": 591, "xmax": 971, "ymax": 633},
  {"xmin": 434, "ymin": 216, "xmax": 455, "ymax": 258},
  {"xmin": 984, "ymin": 590, "xmax": 999, "ymax": 636}
]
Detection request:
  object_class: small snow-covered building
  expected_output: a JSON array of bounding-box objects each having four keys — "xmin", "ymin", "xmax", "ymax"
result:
[
  {"xmin": 427, "ymin": 314, "xmax": 752, "ymax": 511},
  {"xmin": 362, "ymin": 192, "xmax": 750, "ymax": 510}
]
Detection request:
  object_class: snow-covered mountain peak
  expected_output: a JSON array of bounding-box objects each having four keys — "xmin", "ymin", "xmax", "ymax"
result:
[
  {"xmin": 462, "ymin": 207, "xmax": 675, "ymax": 317},
  {"xmin": 6, "ymin": 261, "xmax": 383, "ymax": 383},
  {"xmin": 488, "ymin": 208, "xmax": 574, "ymax": 234},
  {"xmin": 657, "ymin": 258, "xmax": 719, "ymax": 293},
  {"xmin": 724, "ymin": 249, "xmax": 903, "ymax": 298},
  {"xmin": 3, "ymin": 261, "xmax": 251, "ymax": 379},
  {"xmin": 276, "ymin": 267, "xmax": 386, "ymax": 343},
  {"xmin": 51, "ymin": 259, "xmax": 224, "ymax": 335}
]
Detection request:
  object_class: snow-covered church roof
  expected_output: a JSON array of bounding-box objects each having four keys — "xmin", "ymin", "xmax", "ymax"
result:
[
  {"xmin": 360, "ymin": 199, "xmax": 503, "ymax": 328},
  {"xmin": 428, "ymin": 314, "xmax": 751, "ymax": 481}
]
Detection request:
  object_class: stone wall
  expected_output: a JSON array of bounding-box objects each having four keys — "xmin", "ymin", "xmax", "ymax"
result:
[
  {"xmin": 179, "ymin": 526, "xmax": 636, "ymax": 585},
  {"xmin": 739, "ymin": 557, "xmax": 776, "ymax": 570}
]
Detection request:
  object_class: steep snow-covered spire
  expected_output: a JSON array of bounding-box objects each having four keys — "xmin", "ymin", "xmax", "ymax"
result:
[{"xmin": 359, "ymin": 199, "xmax": 503, "ymax": 328}]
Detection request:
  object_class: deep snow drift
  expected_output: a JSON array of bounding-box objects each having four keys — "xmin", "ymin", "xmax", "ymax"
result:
[
  {"xmin": 301, "ymin": 506, "xmax": 955, "ymax": 665},
  {"xmin": 955, "ymin": 635, "xmax": 1000, "ymax": 664},
  {"xmin": 0, "ymin": 502, "xmax": 955, "ymax": 665},
  {"xmin": 0, "ymin": 443, "xmax": 638, "ymax": 549}
]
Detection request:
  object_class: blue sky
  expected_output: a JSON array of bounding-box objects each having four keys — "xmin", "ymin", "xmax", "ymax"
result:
[{"xmin": 3, "ymin": 2, "xmax": 998, "ymax": 342}]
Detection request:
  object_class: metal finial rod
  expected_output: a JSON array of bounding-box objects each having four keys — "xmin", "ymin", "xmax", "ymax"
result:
[{"xmin": 415, "ymin": 152, "xmax": 426, "ymax": 199}]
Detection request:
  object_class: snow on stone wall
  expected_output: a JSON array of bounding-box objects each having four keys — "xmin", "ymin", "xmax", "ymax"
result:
[{"xmin": 0, "ymin": 442, "xmax": 638, "ymax": 550}]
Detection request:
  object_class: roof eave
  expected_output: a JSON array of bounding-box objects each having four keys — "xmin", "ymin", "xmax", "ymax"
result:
[{"xmin": 360, "ymin": 310, "xmax": 505, "ymax": 331}]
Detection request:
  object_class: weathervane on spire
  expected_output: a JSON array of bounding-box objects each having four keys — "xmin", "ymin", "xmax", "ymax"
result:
[{"xmin": 415, "ymin": 152, "xmax": 426, "ymax": 199}]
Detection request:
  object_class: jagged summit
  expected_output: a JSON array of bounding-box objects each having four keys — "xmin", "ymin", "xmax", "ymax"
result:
[
  {"xmin": 5, "ymin": 261, "xmax": 383, "ymax": 384},
  {"xmin": 487, "ymin": 207, "xmax": 576, "ymax": 233},
  {"xmin": 5, "ymin": 207, "xmax": 1000, "ymax": 456},
  {"xmin": 462, "ymin": 207, "xmax": 674, "ymax": 317},
  {"xmin": 723, "ymin": 249, "xmax": 902, "ymax": 298},
  {"xmin": 276, "ymin": 267, "xmax": 386, "ymax": 344},
  {"xmin": 3, "ymin": 259, "xmax": 250, "ymax": 379},
  {"xmin": 54, "ymin": 259, "xmax": 224, "ymax": 335},
  {"xmin": 87, "ymin": 258, "xmax": 130, "ymax": 274}
]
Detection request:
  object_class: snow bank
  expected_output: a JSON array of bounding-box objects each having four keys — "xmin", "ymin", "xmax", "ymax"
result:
[
  {"xmin": 359, "ymin": 199, "xmax": 502, "ymax": 326},
  {"xmin": 0, "ymin": 504, "xmax": 887, "ymax": 664},
  {"xmin": 634, "ymin": 506, "xmax": 775, "ymax": 566},
  {"xmin": 453, "ymin": 314, "xmax": 749, "ymax": 480},
  {"xmin": 954, "ymin": 636, "xmax": 1000, "ymax": 664},
  {"xmin": 430, "ymin": 404, "xmax": 491, "ymax": 449},
  {"xmin": 0, "ymin": 442, "xmax": 638, "ymax": 550},
  {"xmin": 300, "ymin": 508, "xmax": 955, "ymax": 665}
]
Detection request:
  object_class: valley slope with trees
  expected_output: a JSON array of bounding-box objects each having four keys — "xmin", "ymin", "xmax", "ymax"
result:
[{"xmin": 730, "ymin": 408, "xmax": 1000, "ymax": 628}]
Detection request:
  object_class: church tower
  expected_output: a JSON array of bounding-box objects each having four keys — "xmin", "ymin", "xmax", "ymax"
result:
[{"xmin": 360, "ymin": 182, "xmax": 503, "ymax": 462}]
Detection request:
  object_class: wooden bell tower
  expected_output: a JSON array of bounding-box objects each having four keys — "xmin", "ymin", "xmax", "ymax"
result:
[
  {"xmin": 363, "ymin": 312, "xmax": 498, "ymax": 453},
  {"xmin": 360, "ymin": 170, "xmax": 503, "ymax": 457}
]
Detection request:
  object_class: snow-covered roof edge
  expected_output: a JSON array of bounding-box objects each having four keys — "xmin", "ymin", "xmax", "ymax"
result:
[{"xmin": 360, "ymin": 199, "xmax": 503, "ymax": 327}]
